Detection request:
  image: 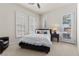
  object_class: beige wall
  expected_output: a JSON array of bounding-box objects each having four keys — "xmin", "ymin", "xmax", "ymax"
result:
[{"xmin": 0, "ymin": 4, "xmax": 40, "ymax": 45}]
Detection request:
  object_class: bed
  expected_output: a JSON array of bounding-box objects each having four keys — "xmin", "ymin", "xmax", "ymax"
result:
[{"xmin": 19, "ymin": 29, "xmax": 52, "ymax": 53}]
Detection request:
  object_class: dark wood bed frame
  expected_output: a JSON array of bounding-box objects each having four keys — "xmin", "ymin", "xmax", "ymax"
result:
[
  {"xmin": 19, "ymin": 42, "xmax": 50, "ymax": 53},
  {"xmin": 19, "ymin": 29, "xmax": 52, "ymax": 53}
]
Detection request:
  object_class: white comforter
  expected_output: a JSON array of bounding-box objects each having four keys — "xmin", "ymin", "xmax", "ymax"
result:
[{"xmin": 19, "ymin": 34, "xmax": 52, "ymax": 47}]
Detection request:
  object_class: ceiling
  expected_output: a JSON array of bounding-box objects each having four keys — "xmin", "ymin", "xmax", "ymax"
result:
[{"xmin": 19, "ymin": 3, "xmax": 76, "ymax": 14}]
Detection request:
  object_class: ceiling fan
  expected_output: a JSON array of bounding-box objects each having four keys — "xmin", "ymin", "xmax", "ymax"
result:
[{"xmin": 28, "ymin": 3, "xmax": 40, "ymax": 8}]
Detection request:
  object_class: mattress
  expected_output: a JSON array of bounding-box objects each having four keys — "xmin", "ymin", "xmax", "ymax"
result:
[{"xmin": 19, "ymin": 34, "xmax": 52, "ymax": 47}]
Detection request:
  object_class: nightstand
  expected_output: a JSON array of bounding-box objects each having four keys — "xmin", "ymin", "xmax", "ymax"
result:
[{"xmin": 51, "ymin": 31, "xmax": 59, "ymax": 42}]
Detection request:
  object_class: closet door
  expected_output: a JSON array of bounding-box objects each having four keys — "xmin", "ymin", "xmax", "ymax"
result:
[{"xmin": 29, "ymin": 16, "xmax": 36, "ymax": 34}]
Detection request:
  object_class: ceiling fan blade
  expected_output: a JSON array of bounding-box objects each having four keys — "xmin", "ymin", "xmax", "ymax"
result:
[{"xmin": 37, "ymin": 3, "xmax": 40, "ymax": 8}]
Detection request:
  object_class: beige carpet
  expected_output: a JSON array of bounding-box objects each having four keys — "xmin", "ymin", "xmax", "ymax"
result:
[{"xmin": 0, "ymin": 42, "xmax": 79, "ymax": 56}]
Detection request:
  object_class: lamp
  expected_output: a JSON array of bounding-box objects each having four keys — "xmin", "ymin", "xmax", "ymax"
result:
[{"xmin": 52, "ymin": 24, "xmax": 60, "ymax": 33}]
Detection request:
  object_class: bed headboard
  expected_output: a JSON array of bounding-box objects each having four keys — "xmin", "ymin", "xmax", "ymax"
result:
[
  {"xmin": 36, "ymin": 29, "xmax": 52, "ymax": 34},
  {"xmin": 36, "ymin": 29, "xmax": 52, "ymax": 41}
]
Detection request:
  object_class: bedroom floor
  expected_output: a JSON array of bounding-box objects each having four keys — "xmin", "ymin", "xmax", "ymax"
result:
[{"xmin": 0, "ymin": 42, "xmax": 79, "ymax": 56}]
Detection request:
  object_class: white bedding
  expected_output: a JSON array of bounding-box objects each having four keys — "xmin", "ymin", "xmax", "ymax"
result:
[{"xmin": 19, "ymin": 34, "xmax": 52, "ymax": 47}]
